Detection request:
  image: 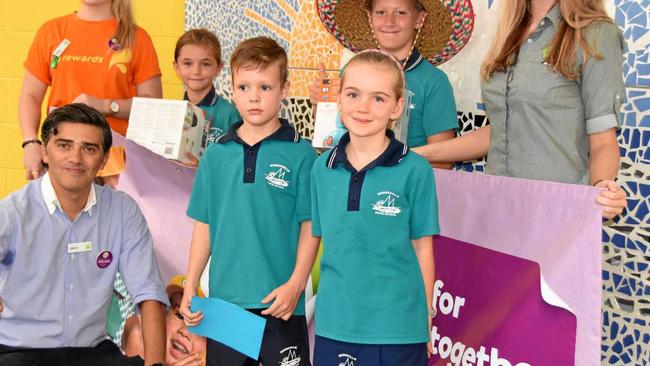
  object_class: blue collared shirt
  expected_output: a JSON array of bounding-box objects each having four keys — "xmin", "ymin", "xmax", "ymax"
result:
[{"xmin": 0, "ymin": 174, "xmax": 168, "ymax": 348}]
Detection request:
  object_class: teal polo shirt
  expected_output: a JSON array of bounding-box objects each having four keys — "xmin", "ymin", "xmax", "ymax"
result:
[
  {"xmin": 311, "ymin": 131, "xmax": 439, "ymax": 344},
  {"xmin": 404, "ymin": 49, "xmax": 459, "ymax": 148},
  {"xmin": 187, "ymin": 119, "xmax": 317, "ymax": 315},
  {"xmin": 184, "ymin": 88, "xmax": 241, "ymax": 145}
]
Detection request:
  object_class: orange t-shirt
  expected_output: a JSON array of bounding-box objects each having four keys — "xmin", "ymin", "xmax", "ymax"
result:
[{"xmin": 24, "ymin": 13, "xmax": 161, "ymax": 136}]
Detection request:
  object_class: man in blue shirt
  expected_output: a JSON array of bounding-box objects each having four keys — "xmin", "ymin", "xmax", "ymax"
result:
[{"xmin": 0, "ymin": 104, "xmax": 168, "ymax": 366}]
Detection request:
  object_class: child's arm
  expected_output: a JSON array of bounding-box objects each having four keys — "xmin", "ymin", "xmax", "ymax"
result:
[
  {"xmin": 412, "ymin": 235, "xmax": 435, "ymax": 354},
  {"xmin": 425, "ymin": 131, "xmax": 457, "ymax": 169},
  {"xmin": 412, "ymin": 126, "xmax": 490, "ymax": 164},
  {"xmin": 588, "ymin": 128, "xmax": 627, "ymax": 219},
  {"xmin": 180, "ymin": 221, "xmax": 211, "ymax": 326},
  {"xmin": 261, "ymin": 221, "xmax": 321, "ymax": 320}
]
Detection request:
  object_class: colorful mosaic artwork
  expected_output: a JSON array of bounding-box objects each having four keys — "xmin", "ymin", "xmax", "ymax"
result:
[
  {"xmin": 183, "ymin": 1, "xmax": 649, "ymax": 364},
  {"xmin": 603, "ymin": 0, "xmax": 650, "ymax": 362},
  {"xmin": 185, "ymin": 0, "xmax": 343, "ymax": 100}
]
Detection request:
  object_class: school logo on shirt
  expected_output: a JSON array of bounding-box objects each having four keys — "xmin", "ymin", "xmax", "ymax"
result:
[
  {"xmin": 337, "ymin": 354, "xmax": 357, "ymax": 366},
  {"xmin": 279, "ymin": 346, "xmax": 301, "ymax": 366},
  {"xmin": 265, "ymin": 164, "xmax": 290, "ymax": 189},
  {"xmin": 108, "ymin": 49, "xmax": 132, "ymax": 74},
  {"xmin": 208, "ymin": 126, "xmax": 224, "ymax": 144},
  {"xmin": 372, "ymin": 191, "xmax": 402, "ymax": 216}
]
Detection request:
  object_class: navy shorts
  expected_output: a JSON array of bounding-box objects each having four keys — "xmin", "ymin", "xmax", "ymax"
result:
[
  {"xmin": 314, "ymin": 335, "xmax": 427, "ymax": 366},
  {"xmin": 206, "ymin": 309, "xmax": 310, "ymax": 366}
]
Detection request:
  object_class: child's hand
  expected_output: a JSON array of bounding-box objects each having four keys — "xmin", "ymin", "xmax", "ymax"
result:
[
  {"xmin": 184, "ymin": 152, "xmax": 200, "ymax": 168},
  {"xmin": 169, "ymin": 352, "xmax": 205, "ymax": 366},
  {"xmin": 179, "ymin": 289, "xmax": 203, "ymax": 327},
  {"xmin": 260, "ymin": 279, "xmax": 302, "ymax": 321},
  {"xmin": 594, "ymin": 180, "xmax": 626, "ymax": 219}
]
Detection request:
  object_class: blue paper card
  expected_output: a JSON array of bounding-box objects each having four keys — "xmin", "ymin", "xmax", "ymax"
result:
[{"xmin": 189, "ymin": 297, "xmax": 266, "ymax": 360}]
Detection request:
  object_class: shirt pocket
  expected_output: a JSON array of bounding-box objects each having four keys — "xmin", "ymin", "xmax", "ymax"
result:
[{"xmin": 519, "ymin": 63, "xmax": 579, "ymax": 108}]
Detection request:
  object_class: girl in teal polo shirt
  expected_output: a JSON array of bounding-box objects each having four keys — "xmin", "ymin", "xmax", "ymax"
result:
[
  {"xmin": 311, "ymin": 50, "xmax": 438, "ymax": 366},
  {"xmin": 173, "ymin": 29, "xmax": 240, "ymax": 166}
]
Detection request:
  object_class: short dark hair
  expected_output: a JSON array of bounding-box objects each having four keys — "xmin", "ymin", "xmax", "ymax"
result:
[
  {"xmin": 230, "ymin": 36, "xmax": 288, "ymax": 85},
  {"xmin": 41, "ymin": 103, "xmax": 113, "ymax": 153}
]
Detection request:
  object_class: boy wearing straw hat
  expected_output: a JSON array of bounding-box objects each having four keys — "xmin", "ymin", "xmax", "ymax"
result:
[{"xmin": 314, "ymin": 0, "xmax": 474, "ymax": 169}]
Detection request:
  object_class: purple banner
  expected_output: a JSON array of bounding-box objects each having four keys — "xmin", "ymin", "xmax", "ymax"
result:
[
  {"xmin": 111, "ymin": 138, "xmax": 603, "ymax": 365},
  {"xmin": 431, "ymin": 169, "xmax": 603, "ymax": 366},
  {"xmin": 113, "ymin": 134, "xmax": 197, "ymax": 282},
  {"xmin": 430, "ymin": 237, "xmax": 576, "ymax": 366}
]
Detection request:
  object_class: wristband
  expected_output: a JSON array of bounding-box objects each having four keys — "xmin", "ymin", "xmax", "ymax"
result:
[{"xmin": 21, "ymin": 139, "xmax": 42, "ymax": 148}]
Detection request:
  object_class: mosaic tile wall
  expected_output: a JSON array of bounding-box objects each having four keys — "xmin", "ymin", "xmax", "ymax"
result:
[
  {"xmin": 186, "ymin": 1, "xmax": 649, "ymax": 364},
  {"xmin": 601, "ymin": 0, "xmax": 650, "ymax": 363}
]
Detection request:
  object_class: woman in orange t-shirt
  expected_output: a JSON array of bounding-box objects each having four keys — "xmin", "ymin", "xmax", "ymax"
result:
[{"xmin": 18, "ymin": 0, "xmax": 163, "ymax": 179}]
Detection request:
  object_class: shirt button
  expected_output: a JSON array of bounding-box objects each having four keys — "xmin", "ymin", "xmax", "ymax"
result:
[
  {"xmin": 68, "ymin": 316, "xmax": 73, "ymax": 322},
  {"xmin": 69, "ymin": 284, "xmax": 74, "ymax": 290},
  {"xmin": 527, "ymin": 38, "xmax": 532, "ymax": 44},
  {"xmin": 247, "ymin": 150, "xmax": 254, "ymax": 156},
  {"xmin": 350, "ymin": 195, "xmax": 358, "ymax": 201},
  {"xmin": 540, "ymin": 19, "xmax": 546, "ymax": 25},
  {"xmin": 246, "ymin": 168, "xmax": 252, "ymax": 173},
  {"xmin": 353, "ymin": 176, "xmax": 359, "ymax": 183}
]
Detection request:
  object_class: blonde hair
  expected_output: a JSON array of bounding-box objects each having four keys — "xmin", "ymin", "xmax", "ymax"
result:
[
  {"xmin": 230, "ymin": 37, "xmax": 288, "ymax": 85},
  {"xmin": 340, "ymin": 49, "xmax": 406, "ymax": 100},
  {"xmin": 175, "ymin": 29, "xmax": 223, "ymax": 65},
  {"xmin": 481, "ymin": 0, "xmax": 612, "ymax": 80},
  {"xmin": 111, "ymin": 0, "xmax": 136, "ymax": 50}
]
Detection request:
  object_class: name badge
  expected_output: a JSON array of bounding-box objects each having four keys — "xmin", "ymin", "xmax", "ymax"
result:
[
  {"xmin": 68, "ymin": 241, "xmax": 92, "ymax": 254},
  {"xmin": 50, "ymin": 38, "xmax": 70, "ymax": 69}
]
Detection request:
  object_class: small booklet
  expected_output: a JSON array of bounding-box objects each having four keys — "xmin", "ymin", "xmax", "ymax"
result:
[
  {"xmin": 189, "ymin": 297, "xmax": 266, "ymax": 360},
  {"xmin": 126, "ymin": 97, "xmax": 208, "ymax": 164},
  {"xmin": 312, "ymin": 78, "xmax": 347, "ymax": 149},
  {"xmin": 392, "ymin": 89, "xmax": 413, "ymax": 144}
]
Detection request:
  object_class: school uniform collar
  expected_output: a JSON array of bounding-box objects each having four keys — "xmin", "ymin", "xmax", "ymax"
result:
[
  {"xmin": 403, "ymin": 48, "xmax": 424, "ymax": 72},
  {"xmin": 217, "ymin": 118, "xmax": 300, "ymax": 145},
  {"xmin": 183, "ymin": 87, "xmax": 218, "ymax": 107},
  {"xmin": 40, "ymin": 172, "xmax": 97, "ymax": 216},
  {"xmin": 326, "ymin": 130, "xmax": 409, "ymax": 171}
]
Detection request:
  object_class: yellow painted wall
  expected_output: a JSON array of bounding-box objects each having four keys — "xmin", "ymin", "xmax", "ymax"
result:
[{"xmin": 0, "ymin": 0, "xmax": 185, "ymax": 198}]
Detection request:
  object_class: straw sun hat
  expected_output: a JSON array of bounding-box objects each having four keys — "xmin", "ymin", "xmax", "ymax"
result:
[{"xmin": 316, "ymin": 0, "xmax": 475, "ymax": 65}]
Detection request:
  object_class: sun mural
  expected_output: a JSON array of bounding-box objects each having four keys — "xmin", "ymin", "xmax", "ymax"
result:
[{"xmin": 186, "ymin": 0, "xmax": 343, "ymax": 99}]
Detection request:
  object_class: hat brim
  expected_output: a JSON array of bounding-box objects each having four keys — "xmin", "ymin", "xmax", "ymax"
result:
[
  {"xmin": 166, "ymin": 275, "xmax": 206, "ymax": 300},
  {"xmin": 316, "ymin": 0, "xmax": 475, "ymax": 65}
]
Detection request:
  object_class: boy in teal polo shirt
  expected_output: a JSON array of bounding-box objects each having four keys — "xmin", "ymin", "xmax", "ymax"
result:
[
  {"xmin": 403, "ymin": 52, "xmax": 457, "ymax": 149},
  {"xmin": 180, "ymin": 37, "xmax": 319, "ymax": 366},
  {"xmin": 312, "ymin": 50, "xmax": 437, "ymax": 366}
]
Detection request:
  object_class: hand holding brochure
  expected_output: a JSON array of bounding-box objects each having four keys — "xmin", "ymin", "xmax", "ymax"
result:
[{"xmin": 189, "ymin": 297, "xmax": 266, "ymax": 360}]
